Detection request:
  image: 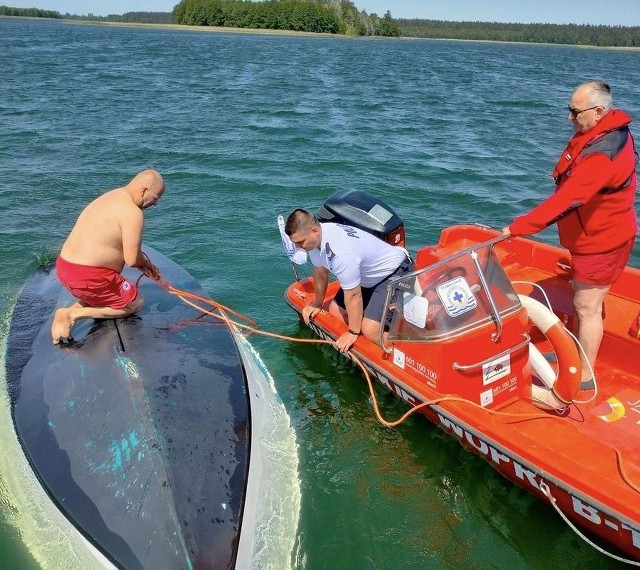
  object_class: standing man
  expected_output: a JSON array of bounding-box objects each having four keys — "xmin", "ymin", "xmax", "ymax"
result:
[
  {"xmin": 503, "ymin": 80, "xmax": 638, "ymax": 387},
  {"xmin": 285, "ymin": 209, "xmax": 412, "ymax": 352},
  {"xmin": 51, "ymin": 169, "xmax": 165, "ymax": 344}
]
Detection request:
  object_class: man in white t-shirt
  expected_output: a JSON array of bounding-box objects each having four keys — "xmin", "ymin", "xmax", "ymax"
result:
[{"xmin": 285, "ymin": 209, "xmax": 412, "ymax": 352}]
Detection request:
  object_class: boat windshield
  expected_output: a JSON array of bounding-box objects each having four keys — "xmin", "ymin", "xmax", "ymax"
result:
[{"xmin": 385, "ymin": 240, "xmax": 521, "ymax": 342}]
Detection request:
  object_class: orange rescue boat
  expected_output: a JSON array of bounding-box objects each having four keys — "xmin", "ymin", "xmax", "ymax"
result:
[{"xmin": 284, "ymin": 190, "xmax": 640, "ymax": 562}]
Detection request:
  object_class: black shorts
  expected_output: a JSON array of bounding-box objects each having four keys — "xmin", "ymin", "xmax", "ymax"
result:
[{"xmin": 333, "ymin": 257, "xmax": 414, "ymax": 328}]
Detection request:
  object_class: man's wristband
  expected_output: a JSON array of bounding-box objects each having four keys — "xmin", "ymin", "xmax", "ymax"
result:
[{"xmin": 348, "ymin": 329, "xmax": 361, "ymax": 336}]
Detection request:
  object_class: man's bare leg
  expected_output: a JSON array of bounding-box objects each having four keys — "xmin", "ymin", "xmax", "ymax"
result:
[
  {"xmin": 360, "ymin": 317, "xmax": 382, "ymax": 343},
  {"xmin": 328, "ymin": 300, "xmax": 348, "ymax": 324},
  {"xmin": 51, "ymin": 297, "xmax": 144, "ymax": 344},
  {"xmin": 573, "ymin": 280, "xmax": 610, "ymax": 382},
  {"xmin": 328, "ymin": 303, "xmax": 386, "ymax": 346}
]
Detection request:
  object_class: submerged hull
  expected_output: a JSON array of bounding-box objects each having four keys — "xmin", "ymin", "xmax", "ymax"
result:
[
  {"xmin": 285, "ymin": 224, "xmax": 640, "ymax": 561},
  {"xmin": 7, "ymin": 247, "xmax": 252, "ymax": 569}
]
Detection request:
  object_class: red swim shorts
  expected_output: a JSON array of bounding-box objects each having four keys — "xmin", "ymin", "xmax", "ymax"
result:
[
  {"xmin": 571, "ymin": 238, "xmax": 636, "ymax": 286},
  {"xmin": 55, "ymin": 257, "xmax": 138, "ymax": 310}
]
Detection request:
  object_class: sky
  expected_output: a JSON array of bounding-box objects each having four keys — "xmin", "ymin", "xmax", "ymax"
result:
[{"xmin": 5, "ymin": 0, "xmax": 640, "ymax": 26}]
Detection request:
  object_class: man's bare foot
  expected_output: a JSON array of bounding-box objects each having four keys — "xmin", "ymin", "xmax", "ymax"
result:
[{"xmin": 51, "ymin": 308, "xmax": 73, "ymax": 344}]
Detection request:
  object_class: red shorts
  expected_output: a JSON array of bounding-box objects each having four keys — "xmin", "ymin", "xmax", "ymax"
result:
[
  {"xmin": 572, "ymin": 238, "xmax": 635, "ymax": 286},
  {"xmin": 55, "ymin": 257, "xmax": 138, "ymax": 310}
]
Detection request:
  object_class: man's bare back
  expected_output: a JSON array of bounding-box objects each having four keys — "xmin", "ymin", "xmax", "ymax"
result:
[{"xmin": 61, "ymin": 170, "xmax": 164, "ymax": 271}]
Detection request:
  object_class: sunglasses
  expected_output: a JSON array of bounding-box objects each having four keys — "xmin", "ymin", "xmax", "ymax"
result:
[{"xmin": 568, "ymin": 105, "xmax": 600, "ymax": 119}]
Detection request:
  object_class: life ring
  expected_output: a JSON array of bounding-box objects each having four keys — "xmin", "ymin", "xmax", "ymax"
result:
[{"xmin": 518, "ymin": 294, "xmax": 582, "ymax": 410}]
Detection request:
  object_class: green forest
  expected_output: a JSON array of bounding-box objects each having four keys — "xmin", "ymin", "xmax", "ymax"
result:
[
  {"xmin": 0, "ymin": 5, "xmax": 173, "ymax": 23},
  {"xmin": 171, "ymin": 0, "xmax": 399, "ymax": 36},
  {"xmin": 2, "ymin": 1, "xmax": 639, "ymax": 46},
  {"xmin": 397, "ymin": 19, "xmax": 640, "ymax": 48},
  {"xmin": 1, "ymin": 5, "xmax": 60, "ymax": 18},
  {"xmin": 0, "ymin": 1, "xmax": 400, "ymax": 36}
]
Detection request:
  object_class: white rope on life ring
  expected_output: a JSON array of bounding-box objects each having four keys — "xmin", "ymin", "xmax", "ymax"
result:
[{"xmin": 518, "ymin": 294, "xmax": 582, "ymax": 411}]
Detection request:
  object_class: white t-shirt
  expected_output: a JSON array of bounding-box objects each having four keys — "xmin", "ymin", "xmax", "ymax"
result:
[{"xmin": 309, "ymin": 223, "xmax": 406, "ymax": 289}]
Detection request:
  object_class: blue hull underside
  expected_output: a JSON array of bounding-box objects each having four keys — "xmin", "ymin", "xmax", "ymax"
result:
[{"xmin": 6, "ymin": 248, "xmax": 251, "ymax": 569}]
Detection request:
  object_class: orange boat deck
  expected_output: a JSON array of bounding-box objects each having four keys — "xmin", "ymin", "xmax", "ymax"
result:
[{"xmin": 417, "ymin": 226, "xmax": 640, "ymax": 512}]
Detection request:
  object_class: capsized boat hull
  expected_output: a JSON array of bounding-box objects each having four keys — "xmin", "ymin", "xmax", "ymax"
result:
[
  {"xmin": 7, "ymin": 247, "xmax": 252, "ymax": 569},
  {"xmin": 285, "ymin": 224, "xmax": 640, "ymax": 561}
]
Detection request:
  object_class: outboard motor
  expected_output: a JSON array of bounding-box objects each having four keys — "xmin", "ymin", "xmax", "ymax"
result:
[{"xmin": 317, "ymin": 188, "xmax": 406, "ymax": 247}]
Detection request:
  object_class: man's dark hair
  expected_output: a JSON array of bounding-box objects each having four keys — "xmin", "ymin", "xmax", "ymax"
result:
[{"xmin": 285, "ymin": 209, "xmax": 318, "ymax": 236}]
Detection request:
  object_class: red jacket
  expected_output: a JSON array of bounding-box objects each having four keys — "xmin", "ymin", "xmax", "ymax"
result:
[{"xmin": 509, "ymin": 109, "xmax": 638, "ymax": 254}]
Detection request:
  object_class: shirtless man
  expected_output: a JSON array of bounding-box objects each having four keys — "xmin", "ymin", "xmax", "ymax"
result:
[{"xmin": 51, "ymin": 169, "xmax": 165, "ymax": 344}]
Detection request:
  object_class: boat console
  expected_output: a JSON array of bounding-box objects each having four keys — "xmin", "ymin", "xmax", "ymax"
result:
[{"xmin": 382, "ymin": 237, "xmax": 530, "ymax": 409}]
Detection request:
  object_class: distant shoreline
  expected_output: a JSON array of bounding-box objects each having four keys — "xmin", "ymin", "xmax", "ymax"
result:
[
  {"xmin": 5, "ymin": 16, "xmax": 640, "ymax": 50},
  {"xmin": 65, "ymin": 19, "xmax": 640, "ymax": 51},
  {"xmin": 69, "ymin": 18, "xmax": 338, "ymax": 38}
]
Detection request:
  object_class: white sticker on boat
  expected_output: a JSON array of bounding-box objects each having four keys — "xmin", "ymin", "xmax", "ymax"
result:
[
  {"xmin": 480, "ymin": 388, "xmax": 494, "ymax": 407},
  {"xmin": 436, "ymin": 276, "xmax": 477, "ymax": 317},
  {"xmin": 402, "ymin": 292, "xmax": 428, "ymax": 328},
  {"xmin": 367, "ymin": 204, "xmax": 393, "ymax": 225},
  {"xmin": 482, "ymin": 354, "xmax": 511, "ymax": 385},
  {"xmin": 393, "ymin": 348, "xmax": 405, "ymax": 369}
]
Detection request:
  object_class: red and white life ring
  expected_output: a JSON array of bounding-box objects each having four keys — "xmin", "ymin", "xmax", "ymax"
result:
[{"xmin": 518, "ymin": 295, "xmax": 582, "ymax": 410}]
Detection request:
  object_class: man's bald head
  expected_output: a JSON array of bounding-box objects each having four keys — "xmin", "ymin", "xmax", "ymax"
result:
[{"xmin": 127, "ymin": 169, "xmax": 165, "ymax": 209}]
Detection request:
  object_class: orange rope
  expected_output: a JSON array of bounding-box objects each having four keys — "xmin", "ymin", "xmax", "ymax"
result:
[
  {"xmin": 139, "ymin": 266, "xmax": 560, "ymax": 426},
  {"xmin": 140, "ymin": 266, "xmax": 640, "ymax": 494},
  {"xmin": 141, "ymin": 258, "xmax": 576, "ymax": 427},
  {"xmin": 614, "ymin": 447, "xmax": 640, "ymax": 494},
  {"xmin": 139, "ymin": 260, "xmax": 256, "ymax": 326},
  {"xmin": 141, "ymin": 266, "xmax": 640, "ymax": 492}
]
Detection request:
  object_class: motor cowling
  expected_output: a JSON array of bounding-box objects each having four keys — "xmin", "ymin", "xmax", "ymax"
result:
[{"xmin": 317, "ymin": 188, "xmax": 406, "ymax": 247}]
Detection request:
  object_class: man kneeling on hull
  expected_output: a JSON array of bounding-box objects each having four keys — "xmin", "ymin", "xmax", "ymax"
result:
[
  {"xmin": 285, "ymin": 209, "xmax": 413, "ymax": 352},
  {"xmin": 51, "ymin": 169, "xmax": 165, "ymax": 344}
]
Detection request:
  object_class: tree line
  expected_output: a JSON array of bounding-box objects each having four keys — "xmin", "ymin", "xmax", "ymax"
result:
[
  {"xmin": 396, "ymin": 19, "xmax": 640, "ymax": 48},
  {"xmin": 3, "ymin": 3, "xmax": 640, "ymax": 46},
  {"xmin": 0, "ymin": 5, "xmax": 61, "ymax": 18},
  {"xmin": 0, "ymin": 6, "xmax": 172, "ymax": 22},
  {"xmin": 171, "ymin": 0, "xmax": 400, "ymax": 36}
]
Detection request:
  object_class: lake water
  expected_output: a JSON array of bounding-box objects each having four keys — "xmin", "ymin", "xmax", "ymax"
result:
[{"xmin": 1, "ymin": 16, "xmax": 639, "ymax": 570}]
